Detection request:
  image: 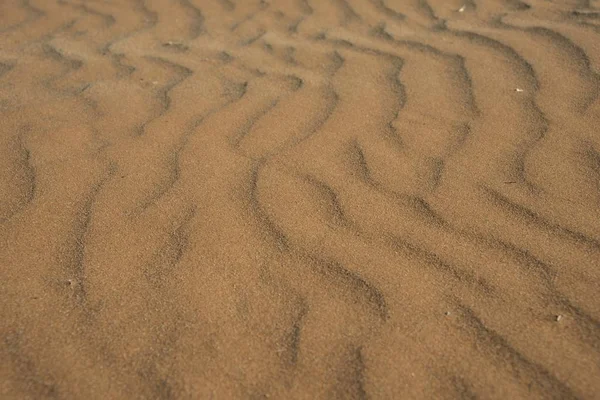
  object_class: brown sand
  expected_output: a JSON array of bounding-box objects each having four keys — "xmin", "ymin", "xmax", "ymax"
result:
[{"xmin": 1, "ymin": 0, "xmax": 600, "ymax": 398}]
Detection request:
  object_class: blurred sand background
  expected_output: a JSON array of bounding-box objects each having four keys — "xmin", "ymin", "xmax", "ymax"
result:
[{"xmin": 1, "ymin": 0, "xmax": 600, "ymax": 398}]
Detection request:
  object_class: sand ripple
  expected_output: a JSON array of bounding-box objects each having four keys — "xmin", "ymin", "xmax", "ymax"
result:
[{"xmin": 1, "ymin": 0, "xmax": 600, "ymax": 398}]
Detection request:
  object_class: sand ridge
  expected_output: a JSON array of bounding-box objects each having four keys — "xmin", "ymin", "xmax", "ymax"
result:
[{"xmin": 1, "ymin": 0, "xmax": 600, "ymax": 398}]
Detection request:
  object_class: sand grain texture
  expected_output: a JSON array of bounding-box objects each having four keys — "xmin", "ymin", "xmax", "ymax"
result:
[{"xmin": 1, "ymin": 0, "xmax": 600, "ymax": 398}]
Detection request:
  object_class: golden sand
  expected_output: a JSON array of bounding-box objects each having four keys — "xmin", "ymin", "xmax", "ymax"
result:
[{"xmin": 1, "ymin": 0, "xmax": 600, "ymax": 398}]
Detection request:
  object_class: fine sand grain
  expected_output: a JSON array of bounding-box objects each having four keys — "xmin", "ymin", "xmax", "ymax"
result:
[{"xmin": 1, "ymin": 0, "xmax": 600, "ymax": 398}]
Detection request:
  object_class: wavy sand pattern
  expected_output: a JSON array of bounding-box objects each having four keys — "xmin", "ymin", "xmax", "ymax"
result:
[{"xmin": 1, "ymin": 0, "xmax": 600, "ymax": 398}]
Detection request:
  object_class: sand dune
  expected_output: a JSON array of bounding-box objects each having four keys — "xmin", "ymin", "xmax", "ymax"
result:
[{"xmin": 1, "ymin": 0, "xmax": 600, "ymax": 398}]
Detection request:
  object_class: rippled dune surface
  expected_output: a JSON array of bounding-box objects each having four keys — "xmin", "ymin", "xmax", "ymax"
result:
[{"xmin": 1, "ymin": 0, "xmax": 600, "ymax": 398}]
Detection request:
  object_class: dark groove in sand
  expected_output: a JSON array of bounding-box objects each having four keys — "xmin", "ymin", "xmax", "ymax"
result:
[{"xmin": 457, "ymin": 304, "xmax": 579, "ymax": 399}]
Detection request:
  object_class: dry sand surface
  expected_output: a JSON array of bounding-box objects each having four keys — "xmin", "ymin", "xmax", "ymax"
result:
[{"xmin": 1, "ymin": 0, "xmax": 600, "ymax": 398}]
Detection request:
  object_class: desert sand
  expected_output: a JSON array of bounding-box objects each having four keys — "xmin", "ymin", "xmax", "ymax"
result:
[{"xmin": 1, "ymin": 0, "xmax": 600, "ymax": 398}]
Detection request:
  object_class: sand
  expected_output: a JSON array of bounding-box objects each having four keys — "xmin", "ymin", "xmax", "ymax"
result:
[{"xmin": 1, "ymin": 0, "xmax": 600, "ymax": 398}]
